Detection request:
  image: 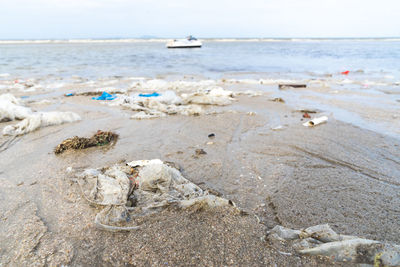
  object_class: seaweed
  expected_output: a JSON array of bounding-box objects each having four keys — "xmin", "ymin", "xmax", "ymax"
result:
[{"xmin": 54, "ymin": 130, "xmax": 118, "ymax": 154}]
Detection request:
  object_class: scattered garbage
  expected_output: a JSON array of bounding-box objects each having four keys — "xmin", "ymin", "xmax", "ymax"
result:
[
  {"xmin": 302, "ymin": 113, "xmax": 311, "ymax": 119},
  {"xmin": 208, "ymin": 133, "xmax": 215, "ymax": 138},
  {"xmin": 303, "ymin": 116, "xmax": 328, "ymax": 127},
  {"xmin": 341, "ymin": 70, "xmax": 350, "ymax": 75},
  {"xmin": 110, "ymin": 88, "xmax": 236, "ymax": 119},
  {"xmin": 195, "ymin": 148, "xmax": 207, "ymax": 155},
  {"xmin": 181, "ymin": 87, "xmax": 235, "ymax": 106},
  {"xmin": 139, "ymin": 92, "xmax": 160, "ymax": 97},
  {"xmin": 0, "ymin": 93, "xmax": 32, "ymax": 122},
  {"xmin": 64, "ymin": 93, "xmax": 75, "ymax": 97},
  {"xmin": 3, "ymin": 112, "xmax": 81, "ymax": 136},
  {"xmin": 75, "ymin": 159, "xmax": 233, "ymax": 231},
  {"xmin": 92, "ymin": 92, "xmax": 117, "ymax": 101},
  {"xmin": 267, "ymin": 224, "xmax": 400, "ymax": 266},
  {"xmin": 271, "ymin": 125, "xmax": 285, "ymax": 131},
  {"xmin": 278, "ymin": 84, "xmax": 307, "ymax": 89},
  {"xmin": 271, "ymin": 97, "xmax": 285, "ymax": 103},
  {"xmin": 54, "ymin": 130, "xmax": 118, "ymax": 154}
]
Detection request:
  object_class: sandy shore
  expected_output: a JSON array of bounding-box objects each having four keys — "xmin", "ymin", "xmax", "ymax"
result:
[{"xmin": 0, "ymin": 82, "xmax": 399, "ymax": 266}]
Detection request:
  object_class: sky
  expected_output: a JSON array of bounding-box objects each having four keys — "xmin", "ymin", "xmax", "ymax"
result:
[{"xmin": 0, "ymin": 0, "xmax": 399, "ymax": 39}]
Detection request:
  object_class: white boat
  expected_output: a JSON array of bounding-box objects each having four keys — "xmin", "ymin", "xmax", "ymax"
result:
[{"xmin": 166, "ymin": 36, "xmax": 202, "ymax": 48}]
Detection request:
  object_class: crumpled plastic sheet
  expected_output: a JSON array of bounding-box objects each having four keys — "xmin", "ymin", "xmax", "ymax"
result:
[
  {"xmin": 76, "ymin": 159, "xmax": 233, "ymax": 231},
  {"xmin": 109, "ymin": 88, "xmax": 237, "ymax": 119},
  {"xmin": 3, "ymin": 111, "xmax": 81, "ymax": 136},
  {"xmin": 0, "ymin": 93, "xmax": 32, "ymax": 122},
  {"xmin": 267, "ymin": 224, "xmax": 400, "ymax": 266}
]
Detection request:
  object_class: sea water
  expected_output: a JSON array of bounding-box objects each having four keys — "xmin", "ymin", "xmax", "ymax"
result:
[{"xmin": 0, "ymin": 39, "xmax": 399, "ymax": 80}]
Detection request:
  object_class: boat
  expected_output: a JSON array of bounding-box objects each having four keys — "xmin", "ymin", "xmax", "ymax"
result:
[{"xmin": 166, "ymin": 36, "xmax": 202, "ymax": 48}]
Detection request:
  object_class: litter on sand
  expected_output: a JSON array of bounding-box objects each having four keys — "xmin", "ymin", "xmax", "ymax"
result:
[
  {"xmin": 75, "ymin": 159, "xmax": 234, "ymax": 231},
  {"xmin": 303, "ymin": 116, "xmax": 328, "ymax": 127},
  {"xmin": 92, "ymin": 92, "xmax": 117, "ymax": 101},
  {"xmin": 267, "ymin": 224, "xmax": 400, "ymax": 266},
  {"xmin": 0, "ymin": 93, "xmax": 32, "ymax": 122},
  {"xmin": 139, "ymin": 92, "xmax": 160, "ymax": 97},
  {"xmin": 3, "ymin": 111, "xmax": 81, "ymax": 136},
  {"xmin": 1, "ymin": 93, "xmax": 81, "ymax": 136},
  {"xmin": 54, "ymin": 130, "xmax": 118, "ymax": 154}
]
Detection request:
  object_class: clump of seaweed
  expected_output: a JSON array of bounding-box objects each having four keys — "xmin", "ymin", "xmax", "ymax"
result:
[{"xmin": 54, "ymin": 130, "xmax": 118, "ymax": 154}]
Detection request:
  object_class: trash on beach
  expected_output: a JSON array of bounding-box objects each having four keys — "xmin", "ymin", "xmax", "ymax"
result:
[
  {"xmin": 267, "ymin": 224, "xmax": 400, "ymax": 266},
  {"xmin": 111, "ymin": 88, "xmax": 235, "ymax": 119},
  {"xmin": 271, "ymin": 97, "xmax": 285, "ymax": 103},
  {"xmin": 208, "ymin": 133, "xmax": 215, "ymax": 138},
  {"xmin": 64, "ymin": 93, "xmax": 75, "ymax": 97},
  {"xmin": 303, "ymin": 116, "xmax": 328, "ymax": 127},
  {"xmin": 3, "ymin": 111, "xmax": 81, "ymax": 136},
  {"xmin": 92, "ymin": 92, "xmax": 117, "ymax": 101},
  {"xmin": 271, "ymin": 125, "xmax": 285, "ymax": 131},
  {"xmin": 0, "ymin": 93, "xmax": 32, "ymax": 122},
  {"xmin": 302, "ymin": 113, "xmax": 311, "ymax": 119},
  {"xmin": 54, "ymin": 130, "xmax": 118, "ymax": 154},
  {"xmin": 139, "ymin": 92, "xmax": 160, "ymax": 97},
  {"xmin": 181, "ymin": 87, "xmax": 235, "ymax": 106},
  {"xmin": 1, "ymin": 93, "xmax": 81, "ymax": 135},
  {"xmin": 75, "ymin": 159, "xmax": 233, "ymax": 231},
  {"xmin": 278, "ymin": 84, "xmax": 307, "ymax": 89},
  {"xmin": 341, "ymin": 70, "xmax": 350, "ymax": 75}
]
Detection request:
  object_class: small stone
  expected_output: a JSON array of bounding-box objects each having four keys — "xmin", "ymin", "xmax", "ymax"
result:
[{"xmin": 195, "ymin": 149, "xmax": 207, "ymax": 155}]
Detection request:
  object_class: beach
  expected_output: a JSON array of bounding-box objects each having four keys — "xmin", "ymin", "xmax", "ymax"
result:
[{"xmin": 0, "ymin": 40, "xmax": 400, "ymax": 266}]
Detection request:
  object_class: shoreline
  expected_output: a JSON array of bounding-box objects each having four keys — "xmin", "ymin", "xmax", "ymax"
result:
[{"xmin": 1, "ymin": 80, "xmax": 399, "ymax": 265}]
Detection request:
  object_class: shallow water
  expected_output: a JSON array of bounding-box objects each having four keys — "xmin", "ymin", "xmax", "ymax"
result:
[{"xmin": 1, "ymin": 39, "xmax": 400, "ymax": 79}]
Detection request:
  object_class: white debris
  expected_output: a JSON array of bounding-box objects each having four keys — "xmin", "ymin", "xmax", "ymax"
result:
[
  {"xmin": 77, "ymin": 159, "xmax": 233, "ymax": 231},
  {"xmin": 3, "ymin": 111, "xmax": 81, "ymax": 136},
  {"xmin": 303, "ymin": 116, "xmax": 328, "ymax": 127},
  {"xmin": 181, "ymin": 87, "xmax": 235, "ymax": 106},
  {"xmin": 267, "ymin": 224, "xmax": 400, "ymax": 266},
  {"xmin": 0, "ymin": 94, "xmax": 32, "ymax": 122}
]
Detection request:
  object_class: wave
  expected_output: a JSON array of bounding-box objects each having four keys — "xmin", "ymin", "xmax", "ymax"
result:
[{"xmin": 1, "ymin": 38, "xmax": 399, "ymax": 44}]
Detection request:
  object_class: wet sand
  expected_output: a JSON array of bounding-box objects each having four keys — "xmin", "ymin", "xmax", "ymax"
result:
[{"xmin": 0, "ymin": 84, "xmax": 400, "ymax": 266}]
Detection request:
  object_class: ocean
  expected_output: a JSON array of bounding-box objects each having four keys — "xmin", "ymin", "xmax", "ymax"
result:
[{"xmin": 1, "ymin": 39, "xmax": 400, "ymax": 80}]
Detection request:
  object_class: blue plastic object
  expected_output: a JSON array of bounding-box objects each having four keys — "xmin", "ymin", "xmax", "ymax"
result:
[
  {"xmin": 92, "ymin": 92, "xmax": 116, "ymax": 100},
  {"xmin": 139, "ymin": 92, "xmax": 160, "ymax": 97},
  {"xmin": 65, "ymin": 93, "xmax": 74, "ymax": 97}
]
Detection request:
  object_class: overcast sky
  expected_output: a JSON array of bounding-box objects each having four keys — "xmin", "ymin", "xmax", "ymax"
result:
[{"xmin": 1, "ymin": 0, "xmax": 399, "ymax": 39}]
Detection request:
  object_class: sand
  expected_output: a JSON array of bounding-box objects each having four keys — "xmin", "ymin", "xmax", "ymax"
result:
[{"xmin": 0, "ymin": 84, "xmax": 399, "ymax": 266}]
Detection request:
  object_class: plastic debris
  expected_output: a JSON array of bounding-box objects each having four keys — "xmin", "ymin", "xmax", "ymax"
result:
[
  {"xmin": 75, "ymin": 159, "xmax": 233, "ymax": 231},
  {"xmin": 303, "ymin": 116, "xmax": 328, "ymax": 127},
  {"xmin": 0, "ymin": 93, "xmax": 32, "ymax": 122},
  {"xmin": 139, "ymin": 92, "xmax": 160, "ymax": 97},
  {"xmin": 341, "ymin": 70, "xmax": 350, "ymax": 75},
  {"xmin": 302, "ymin": 113, "xmax": 311, "ymax": 119},
  {"xmin": 54, "ymin": 130, "xmax": 118, "ymax": 154},
  {"xmin": 111, "ymin": 89, "xmax": 234, "ymax": 119},
  {"xmin": 3, "ymin": 112, "xmax": 81, "ymax": 136},
  {"xmin": 64, "ymin": 93, "xmax": 75, "ymax": 97},
  {"xmin": 92, "ymin": 92, "xmax": 117, "ymax": 101},
  {"xmin": 208, "ymin": 133, "xmax": 215, "ymax": 138},
  {"xmin": 267, "ymin": 224, "xmax": 400, "ymax": 266}
]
